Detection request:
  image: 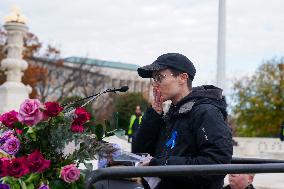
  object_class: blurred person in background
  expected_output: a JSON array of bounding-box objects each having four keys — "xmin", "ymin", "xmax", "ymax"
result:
[
  {"xmin": 223, "ymin": 174, "xmax": 255, "ymax": 189},
  {"xmin": 127, "ymin": 105, "xmax": 143, "ymax": 152}
]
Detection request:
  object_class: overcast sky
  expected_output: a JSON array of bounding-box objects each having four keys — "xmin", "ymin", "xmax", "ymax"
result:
[{"xmin": 1, "ymin": 0, "xmax": 284, "ymax": 91}]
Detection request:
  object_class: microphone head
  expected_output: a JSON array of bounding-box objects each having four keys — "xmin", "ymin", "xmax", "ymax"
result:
[{"xmin": 119, "ymin": 86, "xmax": 129, "ymax": 92}]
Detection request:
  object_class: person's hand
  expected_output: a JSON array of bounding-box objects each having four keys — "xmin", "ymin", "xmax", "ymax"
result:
[{"xmin": 152, "ymin": 87, "xmax": 164, "ymax": 114}]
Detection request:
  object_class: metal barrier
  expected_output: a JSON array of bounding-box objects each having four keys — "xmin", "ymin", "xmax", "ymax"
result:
[{"xmin": 85, "ymin": 157, "xmax": 284, "ymax": 189}]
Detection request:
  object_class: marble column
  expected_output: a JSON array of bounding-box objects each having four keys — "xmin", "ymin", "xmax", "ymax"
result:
[{"xmin": 0, "ymin": 8, "xmax": 32, "ymax": 113}]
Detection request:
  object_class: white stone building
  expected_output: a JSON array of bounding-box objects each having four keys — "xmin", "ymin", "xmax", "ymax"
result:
[
  {"xmin": 64, "ymin": 56, "xmax": 151, "ymax": 98},
  {"xmin": 29, "ymin": 56, "xmax": 152, "ymax": 103}
]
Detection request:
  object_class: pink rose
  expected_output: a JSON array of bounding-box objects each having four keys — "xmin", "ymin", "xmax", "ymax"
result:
[
  {"xmin": 0, "ymin": 130, "xmax": 14, "ymax": 143},
  {"xmin": 1, "ymin": 137, "xmax": 20, "ymax": 155},
  {"xmin": 60, "ymin": 164, "xmax": 80, "ymax": 183},
  {"xmin": 17, "ymin": 99, "xmax": 43, "ymax": 126},
  {"xmin": 43, "ymin": 102, "xmax": 63, "ymax": 118},
  {"xmin": 71, "ymin": 124, "xmax": 84, "ymax": 133},
  {"xmin": 0, "ymin": 110, "xmax": 19, "ymax": 128}
]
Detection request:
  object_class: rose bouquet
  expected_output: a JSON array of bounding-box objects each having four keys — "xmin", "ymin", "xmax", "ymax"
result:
[{"xmin": 0, "ymin": 99, "xmax": 107, "ymax": 189}]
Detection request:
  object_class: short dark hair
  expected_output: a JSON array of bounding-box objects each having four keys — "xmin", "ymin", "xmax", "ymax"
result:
[{"xmin": 169, "ymin": 68, "xmax": 192, "ymax": 89}]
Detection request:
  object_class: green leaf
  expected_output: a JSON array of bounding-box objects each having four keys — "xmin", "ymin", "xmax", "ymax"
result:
[
  {"xmin": 49, "ymin": 179, "xmax": 66, "ymax": 189},
  {"xmin": 79, "ymin": 142, "xmax": 86, "ymax": 148},
  {"xmin": 27, "ymin": 127, "xmax": 35, "ymax": 134},
  {"xmin": 94, "ymin": 124, "xmax": 104, "ymax": 141},
  {"xmin": 14, "ymin": 122, "xmax": 25, "ymax": 129},
  {"xmin": 1, "ymin": 176, "xmax": 10, "ymax": 183},
  {"xmin": 26, "ymin": 127, "xmax": 37, "ymax": 141},
  {"xmin": 18, "ymin": 179, "xmax": 27, "ymax": 189},
  {"xmin": 26, "ymin": 183, "xmax": 35, "ymax": 189},
  {"xmin": 84, "ymin": 162, "xmax": 93, "ymax": 171},
  {"xmin": 71, "ymin": 183, "xmax": 77, "ymax": 189},
  {"xmin": 11, "ymin": 183, "xmax": 21, "ymax": 189},
  {"xmin": 24, "ymin": 173, "xmax": 40, "ymax": 184}
]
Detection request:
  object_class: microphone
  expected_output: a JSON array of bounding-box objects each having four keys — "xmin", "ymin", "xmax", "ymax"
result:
[
  {"xmin": 119, "ymin": 86, "xmax": 129, "ymax": 92},
  {"xmin": 62, "ymin": 86, "xmax": 129, "ymax": 108},
  {"xmin": 107, "ymin": 86, "xmax": 129, "ymax": 93}
]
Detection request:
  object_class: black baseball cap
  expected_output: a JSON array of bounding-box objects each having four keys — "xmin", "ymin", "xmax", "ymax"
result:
[{"xmin": 137, "ymin": 53, "xmax": 196, "ymax": 80}]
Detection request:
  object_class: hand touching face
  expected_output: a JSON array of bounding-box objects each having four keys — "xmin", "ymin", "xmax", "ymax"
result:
[{"xmin": 152, "ymin": 86, "xmax": 164, "ymax": 114}]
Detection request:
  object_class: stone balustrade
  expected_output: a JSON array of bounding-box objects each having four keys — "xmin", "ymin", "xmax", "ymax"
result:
[{"xmin": 233, "ymin": 137, "xmax": 284, "ymax": 159}]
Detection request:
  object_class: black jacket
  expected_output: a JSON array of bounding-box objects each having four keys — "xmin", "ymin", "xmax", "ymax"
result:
[{"xmin": 133, "ymin": 85, "xmax": 233, "ymax": 189}]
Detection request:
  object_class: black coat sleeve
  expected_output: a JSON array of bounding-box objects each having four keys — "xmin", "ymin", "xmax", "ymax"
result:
[
  {"xmin": 132, "ymin": 107, "xmax": 164, "ymax": 156},
  {"xmin": 150, "ymin": 104, "xmax": 233, "ymax": 166}
]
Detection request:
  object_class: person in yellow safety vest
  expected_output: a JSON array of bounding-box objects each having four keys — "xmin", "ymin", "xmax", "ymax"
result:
[{"xmin": 127, "ymin": 105, "xmax": 143, "ymax": 151}]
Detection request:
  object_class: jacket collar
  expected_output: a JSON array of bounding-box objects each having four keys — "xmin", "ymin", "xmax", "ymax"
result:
[{"xmin": 164, "ymin": 85, "xmax": 225, "ymax": 118}]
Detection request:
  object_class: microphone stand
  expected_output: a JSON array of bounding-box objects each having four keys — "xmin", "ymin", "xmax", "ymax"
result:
[{"xmin": 62, "ymin": 86, "xmax": 128, "ymax": 115}]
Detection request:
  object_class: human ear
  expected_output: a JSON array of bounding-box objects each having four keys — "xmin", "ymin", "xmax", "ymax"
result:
[
  {"xmin": 179, "ymin": 73, "xmax": 189, "ymax": 83},
  {"xmin": 248, "ymin": 175, "xmax": 254, "ymax": 184}
]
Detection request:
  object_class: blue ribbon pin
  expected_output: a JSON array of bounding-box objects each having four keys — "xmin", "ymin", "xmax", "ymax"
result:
[{"xmin": 166, "ymin": 131, "xmax": 177, "ymax": 149}]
